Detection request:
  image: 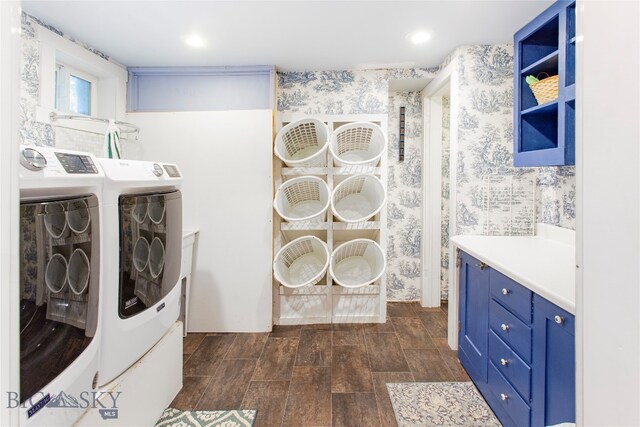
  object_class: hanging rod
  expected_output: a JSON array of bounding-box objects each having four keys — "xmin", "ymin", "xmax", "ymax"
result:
[{"xmin": 49, "ymin": 112, "xmax": 140, "ymax": 134}]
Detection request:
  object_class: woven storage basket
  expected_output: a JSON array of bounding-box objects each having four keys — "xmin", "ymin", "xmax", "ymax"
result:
[
  {"xmin": 274, "ymin": 176, "xmax": 331, "ymax": 222},
  {"xmin": 275, "ymin": 118, "xmax": 330, "ymax": 167},
  {"xmin": 274, "ymin": 236, "xmax": 329, "ymax": 288},
  {"xmin": 329, "ymin": 122, "xmax": 387, "ymax": 167},
  {"xmin": 331, "ymin": 174, "xmax": 386, "ymax": 223},
  {"xmin": 329, "ymin": 239, "xmax": 386, "ymax": 288},
  {"xmin": 529, "ymin": 73, "xmax": 559, "ymax": 105}
]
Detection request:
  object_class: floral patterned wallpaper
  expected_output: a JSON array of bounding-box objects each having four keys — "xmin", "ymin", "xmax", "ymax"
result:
[
  {"xmin": 441, "ymin": 96, "xmax": 451, "ymax": 300},
  {"xmin": 20, "ymin": 14, "xmax": 55, "ymax": 148},
  {"xmin": 387, "ymin": 92, "xmax": 424, "ymax": 301},
  {"xmin": 277, "ymin": 68, "xmax": 440, "ymax": 115}
]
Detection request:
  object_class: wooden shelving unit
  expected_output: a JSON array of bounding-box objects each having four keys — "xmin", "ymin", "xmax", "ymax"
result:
[{"xmin": 273, "ymin": 113, "xmax": 388, "ymax": 325}]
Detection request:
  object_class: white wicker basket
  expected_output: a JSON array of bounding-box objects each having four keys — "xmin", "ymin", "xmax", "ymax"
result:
[
  {"xmin": 274, "ymin": 236, "xmax": 329, "ymax": 288},
  {"xmin": 329, "ymin": 122, "xmax": 387, "ymax": 167},
  {"xmin": 329, "ymin": 239, "xmax": 386, "ymax": 288},
  {"xmin": 274, "ymin": 176, "xmax": 331, "ymax": 222},
  {"xmin": 274, "ymin": 118, "xmax": 330, "ymax": 167},
  {"xmin": 331, "ymin": 174, "xmax": 386, "ymax": 223}
]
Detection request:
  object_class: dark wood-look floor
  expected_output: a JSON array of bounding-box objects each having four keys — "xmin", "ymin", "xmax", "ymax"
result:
[{"xmin": 174, "ymin": 301, "xmax": 469, "ymax": 427}]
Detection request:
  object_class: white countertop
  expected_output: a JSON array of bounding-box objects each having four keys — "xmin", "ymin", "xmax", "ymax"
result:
[
  {"xmin": 450, "ymin": 224, "xmax": 576, "ymax": 314},
  {"xmin": 183, "ymin": 228, "xmax": 199, "ymax": 239}
]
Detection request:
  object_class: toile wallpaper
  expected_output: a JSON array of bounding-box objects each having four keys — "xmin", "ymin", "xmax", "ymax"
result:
[
  {"xmin": 441, "ymin": 96, "xmax": 451, "ymax": 300},
  {"xmin": 387, "ymin": 92, "xmax": 424, "ymax": 301}
]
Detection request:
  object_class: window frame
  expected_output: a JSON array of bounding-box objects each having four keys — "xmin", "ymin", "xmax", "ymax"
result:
[{"xmin": 54, "ymin": 62, "xmax": 99, "ymax": 117}]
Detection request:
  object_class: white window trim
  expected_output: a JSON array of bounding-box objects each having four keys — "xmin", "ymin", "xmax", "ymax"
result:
[{"xmin": 55, "ymin": 62, "xmax": 99, "ymax": 116}]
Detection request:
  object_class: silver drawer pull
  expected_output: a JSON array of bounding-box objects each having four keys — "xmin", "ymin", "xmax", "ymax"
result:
[
  {"xmin": 501, "ymin": 288, "xmax": 510, "ymax": 295},
  {"xmin": 500, "ymin": 358, "xmax": 509, "ymax": 366},
  {"xmin": 500, "ymin": 324, "xmax": 510, "ymax": 331},
  {"xmin": 500, "ymin": 393, "xmax": 508, "ymax": 401},
  {"xmin": 554, "ymin": 315, "xmax": 564, "ymax": 324}
]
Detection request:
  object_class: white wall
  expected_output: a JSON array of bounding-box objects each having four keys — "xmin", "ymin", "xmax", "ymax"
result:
[
  {"xmin": 577, "ymin": 1, "xmax": 640, "ymax": 425},
  {"xmin": 128, "ymin": 110, "xmax": 273, "ymax": 332},
  {"xmin": 0, "ymin": 2, "xmax": 21, "ymax": 425}
]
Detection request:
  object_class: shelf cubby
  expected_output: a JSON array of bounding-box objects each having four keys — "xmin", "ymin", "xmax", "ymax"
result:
[
  {"xmin": 520, "ymin": 15, "xmax": 559, "ymax": 69},
  {"xmin": 273, "ymin": 114, "xmax": 388, "ymax": 325}
]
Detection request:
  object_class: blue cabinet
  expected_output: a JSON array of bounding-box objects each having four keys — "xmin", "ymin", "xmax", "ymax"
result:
[
  {"xmin": 514, "ymin": 1, "xmax": 576, "ymax": 167},
  {"xmin": 457, "ymin": 250, "xmax": 575, "ymax": 427},
  {"xmin": 532, "ymin": 295, "xmax": 576, "ymax": 427},
  {"xmin": 458, "ymin": 252, "xmax": 490, "ymax": 384}
]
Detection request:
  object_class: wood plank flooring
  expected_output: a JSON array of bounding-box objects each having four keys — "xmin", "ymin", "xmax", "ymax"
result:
[{"xmin": 174, "ymin": 301, "xmax": 469, "ymax": 427}]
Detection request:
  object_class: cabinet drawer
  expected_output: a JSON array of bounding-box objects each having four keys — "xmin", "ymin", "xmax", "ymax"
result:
[
  {"xmin": 490, "ymin": 299, "xmax": 532, "ymax": 362},
  {"xmin": 489, "ymin": 330, "xmax": 531, "ymax": 401},
  {"xmin": 490, "ymin": 270, "xmax": 532, "ymax": 323},
  {"xmin": 488, "ymin": 362, "xmax": 531, "ymax": 427}
]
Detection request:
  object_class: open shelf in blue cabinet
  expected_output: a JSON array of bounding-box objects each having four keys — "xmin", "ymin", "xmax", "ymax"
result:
[{"xmin": 514, "ymin": 1, "xmax": 576, "ymax": 167}]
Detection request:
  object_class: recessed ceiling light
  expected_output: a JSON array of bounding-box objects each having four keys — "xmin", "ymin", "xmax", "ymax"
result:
[
  {"xmin": 406, "ymin": 30, "xmax": 431, "ymax": 45},
  {"xmin": 184, "ymin": 34, "xmax": 205, "ymax": 48}
]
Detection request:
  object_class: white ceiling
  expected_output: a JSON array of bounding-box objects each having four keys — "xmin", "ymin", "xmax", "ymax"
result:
[{"xmin": 22, "ymin": 1, "xmax": 553, "ymax": 71}]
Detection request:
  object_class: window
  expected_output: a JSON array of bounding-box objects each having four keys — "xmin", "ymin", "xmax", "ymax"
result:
[{"xmin": 54, "ymin": 64, "xmax": 96, "ymax": 116}]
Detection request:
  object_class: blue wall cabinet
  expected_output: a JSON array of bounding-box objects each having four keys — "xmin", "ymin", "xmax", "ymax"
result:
[
  {"xmin": 514, "ymin": 1, "xmax": 576, "ymax": 167},
  {"xmin": 458, "ymin": 252, "xmax": 490, "ymax": 384},
  {"xmin": 457, "ymin": 250, "xmax": 575, "ymax": 427},
  {"xmin": 532, "ymin": 295, "xmax": 576, "ymax": 427}
]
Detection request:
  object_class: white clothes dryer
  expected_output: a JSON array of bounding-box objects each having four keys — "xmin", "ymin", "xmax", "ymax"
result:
[
  {"xmin": 18, "ymin": 145, "xmax": 104, "ymax": 426},
  {"xmin": 98, "ymin": 158, "xmax": 182, "ymax": 386}
]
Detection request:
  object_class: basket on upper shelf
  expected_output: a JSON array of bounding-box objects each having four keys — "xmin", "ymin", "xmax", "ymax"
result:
[
  {"xmin": 527, "ymin": 72, "xmax": 559, "ymax": 105},
  {"xmin": 329, "ymin": 122, "xmax": 387, "ymax": 167},
  {"xmin": 274, "ymin": 118, "xmax": 330, "ymax": 167}
]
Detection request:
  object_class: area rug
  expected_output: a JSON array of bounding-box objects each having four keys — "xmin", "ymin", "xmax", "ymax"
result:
[
  {"xmin": 155, "ymin": 408, "xmax": 257, "ymax": 427},
  {"xmin": 387, "ymin": 382, "xmax": 501, "ymax": 427}
]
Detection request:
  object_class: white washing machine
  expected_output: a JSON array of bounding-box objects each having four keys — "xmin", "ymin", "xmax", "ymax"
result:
[
  {"xmin": 98, "ymin": 158, "xmax": 182, "ymax": 386},
  {"xmin": 18, "ymin": 145, "xmax": 104, "ymax": 426}
]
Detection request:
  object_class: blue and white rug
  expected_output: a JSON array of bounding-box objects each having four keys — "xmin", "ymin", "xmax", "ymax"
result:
[
  {"xmin": 387, "ymin": 382, "xmax": 500, "ymax": 427},
  {"xmin": 155, "ymin": 408, "xmax": 257, "ymax": 427}
]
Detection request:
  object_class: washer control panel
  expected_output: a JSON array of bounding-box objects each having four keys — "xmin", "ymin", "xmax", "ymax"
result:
[
  {"xmin": 163, "ymin": 164, "xmax": 181, "ymax": 178},
  {"xmin": 55, "ymin": 152, "xmax": 99, "ymax": 174}
]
